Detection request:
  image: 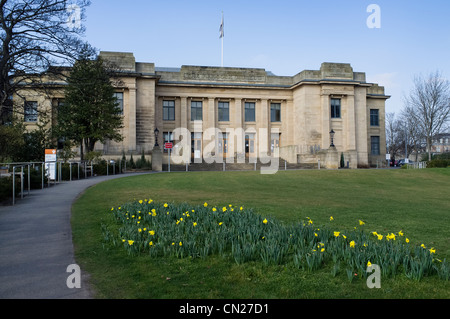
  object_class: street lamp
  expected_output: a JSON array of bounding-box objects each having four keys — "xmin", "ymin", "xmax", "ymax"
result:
[
  {"xmin": 329, "ymin": 129, "xmax": 335, "ymax": 147},
  {"xmin": 154, "ymin": 127, "xmax": 159, "ymax": 147}
]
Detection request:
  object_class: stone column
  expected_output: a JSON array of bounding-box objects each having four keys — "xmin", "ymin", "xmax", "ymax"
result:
[{"xmin": 128, "ymin": 87, "xmax": 137, "ymax": 152}]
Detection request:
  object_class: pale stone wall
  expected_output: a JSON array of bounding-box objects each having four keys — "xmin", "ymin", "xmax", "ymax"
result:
[{"xmin": 13, "ymin": 51, "xmax": 390, "ymax": 168}]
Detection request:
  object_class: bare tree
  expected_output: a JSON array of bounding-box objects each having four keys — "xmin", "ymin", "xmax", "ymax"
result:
[
  {"xmin": 385, "ymin": 112, "xmax": 403, "ymax": 162},
  {"xmin": 404, "ymin": 71, "xmax": 450, "ymax": 161},
  {"xmin": 0, "ymin": 0, "xmax": 94, "ymax": 122}
]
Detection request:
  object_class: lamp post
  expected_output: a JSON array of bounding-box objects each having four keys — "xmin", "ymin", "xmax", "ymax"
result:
[
  {"xmin": 154, "ymin": 127, "xmax": 159, "ymax": 147},
  {"xmin": 329, "ymin": 129, "xmax": 335, "ymax": 147}
]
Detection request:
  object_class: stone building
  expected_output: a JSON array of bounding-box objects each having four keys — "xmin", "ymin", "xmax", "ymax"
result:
[{"xmin": 15, "ymin": 51, "xmax": 389, "ymax": 169}]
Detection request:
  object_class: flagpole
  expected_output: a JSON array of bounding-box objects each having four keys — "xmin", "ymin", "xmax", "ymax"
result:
[{"xmin": 220, "ymin": 11, "xmax": 224, "ymax": 67}]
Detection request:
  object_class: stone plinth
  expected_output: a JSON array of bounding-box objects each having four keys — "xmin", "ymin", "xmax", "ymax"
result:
[
  {"xmin": 325, "ymin": 146, "xmax": 339, "ymax": 169},
  {"xmin": 152, "ymin": 146, "xmax": 162, "ymax": 171}
]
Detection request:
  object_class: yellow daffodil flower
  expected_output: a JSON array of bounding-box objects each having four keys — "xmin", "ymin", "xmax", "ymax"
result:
[
  {"xmin": 128, "ymin": 240, "xmax": 134, "ymax": 246},
  {"xmin": 398, "ymin": 230, "xmax": 404, "ymax": 236},
  {"xmin": 330, "ymin": 216, "xmax": 334, "ymax": 221},
  {"xmin": 429, "ymin": 248, "xmax": 436, "ymax": 254},
  {"xmin": 334, "ymin": 231, "xmax": 340, "ymax": 237},
  {"xmin": 204, "ymin": 202, "xmax": 208, "ymax": 207},
  {"xmin": 263, "ymin": 218, "xmax": 268, "ymax": 224},
  {"xmin": 359, "ymin": 220, "xmax": 365, "ymax": 226},
  {"xmin": 367, "ymin": 261, "xmax": 372, "ymax": 267},
  {"xmin": 350, "ymin": 241, "xmax": 355, "ymax": 248}
]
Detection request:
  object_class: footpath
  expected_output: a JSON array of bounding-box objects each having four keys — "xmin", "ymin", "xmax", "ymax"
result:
[{"xmin": 0, "ymin": 172, "xmax": 151, "ymax": 299}]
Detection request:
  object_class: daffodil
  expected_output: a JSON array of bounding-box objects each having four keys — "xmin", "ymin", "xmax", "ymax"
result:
[
  {"xmin": 320, "ymin": 248, "xmax": 325, "ymax": 253},
  {"xmin": 398, "ymin": 230, "xmax": 404, "ymax": 236},
  {"xmin": 164, "ymin": 203, "xmax": 168, "ymax": 208},
  {"xmin": 350, "ymin": 240, "xmax": 355, "ymax": 248},
  {"xmin": 359, "ymin": 220, "xmax": 365, "ymax": 226},
  {"xmin": 406, "ymin": 238, "xmax": 410, "ymax": 243},
  {"xmin": 222, "ymin": 207, "xmax": 227, "ymax": 212},
  {"xmin": 128, "ymin": 240, "xmax": 134, "ymax": 246},
  {"xmin": 212, "ymin": 207, "xmax": 217, "ymax": 212},
  {"xmin": 139, "ymin": 200, "xmax": 143, "ymax": 204},
  {"xmin": 203, "ymin": 202, "xmax": 208, "ymax": 207},
  {"xmin": 240, "ymin": 206, "xmax": 244, "ymax": 211},
  {"xmin": 429, "ymin": 248, "xmax": 436, "ymax": 254},
  {"xmin": 149, "ymin": 230, "xmax": 155, "ymax": 236},
  {"xmin": 367, "ymin": 261, "xmax": 372, "ymax": 267},
  {"xmin": 334, "ymin": 231, "xmax": 340, "ymax": 237},
  {"xmin": 218, "ymin": 222, "xmax": 223, "ymax": 226},
  {"xmin": 193, "ymin": 222, "xmax": 197, "ymax": 227},
  {"xmin": 179, "ymin": 242, "xmax": 182, "ymax": 246},
  {"xmin": 330, "ymin": 216, "xmax": 334, "ymax": 221},
  {"xmin": 421, "ymin": 244, "xmax": 426, "ymax": 249},
  {"xmin": 263, "ymin": 218, "xmax": 268, "ymax": 224},
  {"xmin": 149, "ymin": 241, "xmax": 153, "ymax": 246},
  {"xmin": 377, "ymin": 234, "xmax": 383, "ymax": 241}
]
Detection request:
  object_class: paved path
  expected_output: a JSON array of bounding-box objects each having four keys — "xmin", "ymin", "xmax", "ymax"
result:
[{"xmin": 0, "ymin": 172, "xmax": 151, "ymax": 299}]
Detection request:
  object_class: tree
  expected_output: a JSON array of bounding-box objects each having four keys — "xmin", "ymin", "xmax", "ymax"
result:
[
  {"xmin": 404, "ymin": 71, "xmax": 450, "ymax": 161},
  {"xmin": 385, "ymin": 112, "xmax": 403, "ymax": 161},
  {"xmin": 55, "ymin": 56, "xmax": 123, "ymax": 160},
  {"xmin": 0, "ymin": 0, "xmax": 94, "ymax": 122}
]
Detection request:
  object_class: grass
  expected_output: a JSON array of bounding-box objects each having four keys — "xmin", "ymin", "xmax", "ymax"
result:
[{"xmin": 71, "ymin": 168, "xmax": 450, "ymax": 298}]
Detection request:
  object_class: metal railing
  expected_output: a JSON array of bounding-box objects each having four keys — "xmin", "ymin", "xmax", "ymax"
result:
[{"xmin": 1, "ymin": 160, "xmax": 125, "ymax": 205}]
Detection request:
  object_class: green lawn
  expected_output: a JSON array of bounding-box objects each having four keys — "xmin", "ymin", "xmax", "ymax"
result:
[{"xmin": 71, "ymin": 168, "xmax": 450, "ymax": 299}]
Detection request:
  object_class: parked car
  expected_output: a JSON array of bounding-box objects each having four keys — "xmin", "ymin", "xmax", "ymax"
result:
[{"xmin": 398, "ymin": 159, "xmax": 414, "ymax": 167}]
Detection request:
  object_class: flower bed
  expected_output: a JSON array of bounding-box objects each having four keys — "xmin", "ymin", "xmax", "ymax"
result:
[{"xmin": 102, "ymin": 199, "xmax": 450, "ymax": 282}]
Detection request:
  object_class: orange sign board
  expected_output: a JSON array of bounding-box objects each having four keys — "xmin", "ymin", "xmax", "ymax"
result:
[{"xmin": 45, "ymin": 149, "xmax": 57, "ymax": 155}]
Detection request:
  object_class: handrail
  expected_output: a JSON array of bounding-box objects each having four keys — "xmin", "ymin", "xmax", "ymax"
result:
[{"xmin": 2, "ymin": 159, "xmax": 124, "ymax": 206}]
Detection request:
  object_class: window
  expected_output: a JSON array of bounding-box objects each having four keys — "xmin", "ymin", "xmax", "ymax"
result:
[
  {"xmin": 331, "ymin": 98, "xmax": 341, "ymax": 118},
  {"xmin": 24, "ymin": 101, "xmax": 38, "ymax": 122},
  {"xmin": 113, "ymin": 92, "xmax": 124, "ymax": 114},
  {"xmin": 245, "ymin": 102, "xmax": 255, "ymax": 122},
  {"xmin": 371, "ymin": 136, "xmax": 380, "ymax": 155},
  {"xmin": 218, "ymin": 101, "xmax": 229, "ymax": 122},
  {"xmin": 370, "ymin": 109, "xmax": 379, "ymax": 126},
  {"xmin": 270, "ymin": 103, "xmax": 281, "ymax": 122},
  {"xmin": 191, "ymin": 101, "xmax": 203, "ymax": 121},
  {"xmin": 163, "ymin": 100, "xmax": 175, "ymax": 121},
  {"xmin": 271, "ymin": 133, "xmax": 280, "ymax": 152}
]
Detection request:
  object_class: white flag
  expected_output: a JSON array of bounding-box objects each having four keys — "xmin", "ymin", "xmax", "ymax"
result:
[{"xmin": 219, "ymin": 14, "xmax": 224, "ymax": 38}]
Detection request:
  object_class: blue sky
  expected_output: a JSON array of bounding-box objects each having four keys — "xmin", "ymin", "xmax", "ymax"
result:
[{"xmin": 82, "ymin": 0, "xmax": 450, "ymax": 115}]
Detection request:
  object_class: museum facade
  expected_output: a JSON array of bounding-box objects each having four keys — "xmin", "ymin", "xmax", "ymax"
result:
[{"xmin": 17, "ymin": 51, "xmax": 389, "ymax": 168}]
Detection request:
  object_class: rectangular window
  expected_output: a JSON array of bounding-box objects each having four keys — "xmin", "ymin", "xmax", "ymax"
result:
[
  {"xmin": 270, "ymin": 103, "xmax": 281, "ymax": 122},
  {"xmin": 163, "ymin": 100, "xmax": 175, "ymax": 121},
  {"xmin": 271, "ymin": 133, "xmax": 280, "ymax": 152},
  {"xmin": 218, "ymin": 101, "xmax": 229, "ymax": 122},
  {"xmin": 191, "ymin": 101, "xmax": 203, "ymax": 121},
  {"xmin": 370, "ymin": 109, "xmax": 379, "ymax": 126},
  {"xmin": 24, "ymin": 101, "xmax": 38, "ymax": 122},
  {"xmin": 371, "ymin": 136, "xmax": 380, "ymax": 155},
  {"xmin": 331, "ymin": 98, "xmax": 341, "ymax": 119},
  {"xmin": 113, "ymin": 92, "xmax": 124, "ymax": 115},
  {"xmin": 245, "ymin": 102, "xmax": 255, "ymax": 122}
]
